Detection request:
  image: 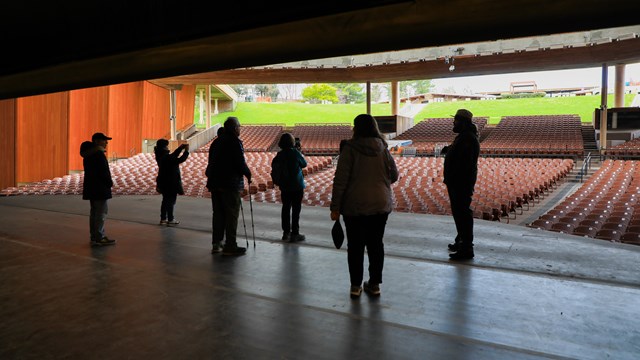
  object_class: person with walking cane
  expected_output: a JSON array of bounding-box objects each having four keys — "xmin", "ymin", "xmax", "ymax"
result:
[{"xmin": 209, "ymin": 117, "xmax": 252, "ymax": 256}]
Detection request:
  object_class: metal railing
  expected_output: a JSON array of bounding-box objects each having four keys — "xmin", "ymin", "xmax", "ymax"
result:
[{"xmin": 578, "ymin": 152, "xmax": 592, "ymax": 182}]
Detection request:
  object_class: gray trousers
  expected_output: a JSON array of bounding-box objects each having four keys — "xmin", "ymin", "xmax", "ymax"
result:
[
  {"xmin": 212, "ymin": 189, "xmax": 241, "ymax": 247},
  {"xmin": 89, "ymin": 199, "xmax": 108, "ymax": 241}
]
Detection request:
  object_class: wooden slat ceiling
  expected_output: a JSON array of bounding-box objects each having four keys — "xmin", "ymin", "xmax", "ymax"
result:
[{"xmin": 1, "ymin": 0, "xmax": 639, "ymax": 99}]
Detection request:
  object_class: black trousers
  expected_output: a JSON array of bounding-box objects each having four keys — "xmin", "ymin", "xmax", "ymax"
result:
[
  {"xmin": 344, "ymin": 213, "xmax": 389, "ymax": 286},
  {"xmin": 446, "ymin": 185, "xmax": 474, "ymax": 247},
  {"xmin": 280, "ymin": 189, "xmax": 303, "ymax": 234},
  {"xmin": 160, "ymin": 192, "xmax": 178, "ymax": 221}
]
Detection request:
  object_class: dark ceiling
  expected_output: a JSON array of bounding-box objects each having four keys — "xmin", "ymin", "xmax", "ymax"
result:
[{"xmin": 1, "ymin": 0, "xmax": 639, "ymax": 99}]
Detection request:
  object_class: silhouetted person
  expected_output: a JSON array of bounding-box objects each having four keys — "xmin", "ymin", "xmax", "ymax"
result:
[
  {"xmin": 206, "ymin": 126, "xmax": 225, "ymax": 253},
  {"xmin": 271, "ymin": 133, "xmax": 307, "ymax": 242},
  {"xmin": 154, "ymin": 139, "xmax": 189, "ymax": 226},
  {"xmin": 80, "ymin": 132, "xmax": 115, "ymax": 247},
  {"xmin": 209, "ymin": 117, "xmax": 252, "ymax": 256},
  {"xmin": 330, "ymin": 114, "xmax": 398, "ymax": 298},
  {"xmin": 443, "ymin": 109, "xmax": 480, "ymax": 260}
]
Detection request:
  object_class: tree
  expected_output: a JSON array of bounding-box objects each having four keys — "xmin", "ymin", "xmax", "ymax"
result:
[
  {"xmin": 400, "ymin": 79, "xmax": 433, "ymax": 97},
  {"xmin": 331, "ymin": 83, "xmax": 365, "ymax": 103},
  {"xmin": 301, "ymin": 84, "xmax": 339, "ymax": 103}
]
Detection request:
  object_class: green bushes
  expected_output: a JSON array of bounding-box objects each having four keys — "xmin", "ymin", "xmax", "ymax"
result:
[{"xmin": 500, "ymin": 92, "xmax": 547, "ymax": 99}]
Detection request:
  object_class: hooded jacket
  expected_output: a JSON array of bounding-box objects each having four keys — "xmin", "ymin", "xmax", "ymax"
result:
[
  {"xmin": 330, "ymin": 137, "xmax": 398, "ymax": 216},
  {"xmin": 155, "ymin": 145, "xmax": 189, "ymax": 195},
  {"xmin": 80, "ymin": 141, "xmax": 113, "ymax": 200},
  {"xmin": 443, "ymin": 123, "xmax": 480, "ymax": 191},
  {"xmin": 271, "ymin": 147, "xmax": 307, "ymax": 192}
]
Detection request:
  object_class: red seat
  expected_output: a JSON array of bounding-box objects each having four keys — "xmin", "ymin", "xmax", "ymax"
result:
[
  {"xmin": 620, "ymin": 232, "xmax": 640, "ymax": 245},
  {"xmin": 595, "ymin": 229, "xmax": 622, "ymax": 242},
  {"xmin": 572, "ymin": 226, "xmax": 598, "ymax": 237}
]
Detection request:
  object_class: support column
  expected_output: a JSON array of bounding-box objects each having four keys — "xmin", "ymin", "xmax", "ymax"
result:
[
  {"xmin": 391, "ymin": 81, "xmax": 399, "ymax": 115},
  {"xmin": 214, "ymin": 99, "xmax": 219, "ymax": 115},
  {"xmin": 615, "ymin": 64, "xmax": 626, "ymax": 108},
  {"xmin": 599, "ymin": 64, "xmax": 608, "ymax": 155},
  {"xmin": 199, "ymin": 88, "xmax": 204, "ymax": 125},
  {"xmin": 366, "ymin": 81, "xmax": 371, "ymax": 115},
  {"xmin": 206, "ymin": 85, "xmax": 212, "ymax": 129},
  {"xmin": 170, "ymin": 89, "xmax": 177, "ymax": 140}
]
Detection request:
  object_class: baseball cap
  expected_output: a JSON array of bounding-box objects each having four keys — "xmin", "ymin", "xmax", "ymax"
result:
[
  {"xmin": 451, "ymin": 109, "xmax": 473, "ymax": 121},
  {"xmin": 92, "ymin": 132, "xmax": 112, "ymax": 141}
]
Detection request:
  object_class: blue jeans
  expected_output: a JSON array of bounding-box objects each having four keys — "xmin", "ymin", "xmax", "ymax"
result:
[
  {"xmin": 280, "ymin": 189, "xmax": 303, "ymax": 234},
  {"xmin": 89, "ymin": 199, "xmax": 108, "ymax": 241}
]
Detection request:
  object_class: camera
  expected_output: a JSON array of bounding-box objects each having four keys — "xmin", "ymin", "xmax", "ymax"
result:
[{"xmin": 294, "ymin": 137, "xmax": 301, "ymax": 150}]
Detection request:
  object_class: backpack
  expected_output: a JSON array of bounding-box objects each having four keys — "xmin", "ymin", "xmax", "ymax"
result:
[{"xmin": 271, "ymin": 152, "xmax": 290, "ymax": 187}]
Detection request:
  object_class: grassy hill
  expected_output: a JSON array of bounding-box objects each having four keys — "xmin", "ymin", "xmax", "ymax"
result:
[{"xmin": 202, "ymin": 94, "xmax": 635, "ymax": 127}]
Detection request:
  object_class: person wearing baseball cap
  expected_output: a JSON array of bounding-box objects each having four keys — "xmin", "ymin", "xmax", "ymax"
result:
[
  {"xmin": 443, "ymin": 109, "xmax": 479, "ymax": 260},
  {"xmin": 80, "ymin": 132, "xmax": 115, "ymax": 246}
]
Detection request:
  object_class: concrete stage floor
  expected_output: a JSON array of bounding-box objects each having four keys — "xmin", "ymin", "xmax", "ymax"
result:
[{"xmin": 0, "ymin": 195, "xmax": 639, "ymax": 359}]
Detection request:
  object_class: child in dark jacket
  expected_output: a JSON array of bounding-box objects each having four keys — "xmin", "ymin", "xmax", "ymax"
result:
[{"xmin": 154, "ymin": 139, "xmax": 189, "ymax": 225}]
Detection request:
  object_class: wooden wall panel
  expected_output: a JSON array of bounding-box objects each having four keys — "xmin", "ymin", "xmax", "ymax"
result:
[
  {"xmin": 142, "ymin": 81, "xmax": 170, "ymax": 140},
  {"xmin": 0, "ymin": 99, "xmax": 16, "ymax": 189},
  {"xmin": 68, "ymin": 87, "xmax": 109, "ymax": 171},
  {"xmin": 16, "ymin": 93, "xmax": 69, "ymax": 183},
  {"xmin": 108, "ymin": 82, "xmax": 143, "ymax": 158},
  {"xmin": 177, "ymin": 85, "xmax": 196, "ymax": 131}
]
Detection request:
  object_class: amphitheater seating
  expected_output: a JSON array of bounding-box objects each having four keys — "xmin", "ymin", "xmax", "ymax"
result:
[
  {"xmin": 606, "ymin": 138, "xmax": 640, "ymax": 157},
  {"xmin": 291, "ymin": 124, "xmax": 352, "ymax": 155},
  {"xmin": 194, "ymin": 125, "xmax": 283, "ymax": 153},
  {"xmin": 480, "ymin": 114, "xmax": 583, "ymax": 155},
  {"xmin": 527, "ymin": 159, "xmax": 640, "ymax": 245},
  {"xmin": 395, "ymin": 117, "xmax": 488, "ymax": 155}
]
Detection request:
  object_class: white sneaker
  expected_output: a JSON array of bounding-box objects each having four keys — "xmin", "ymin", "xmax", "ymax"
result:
[
  {"xmin": 159, "ymin": 220, "xmax": 167, "ymax": 225},
  {"xmin": 166, "ymin": 219, "xmax": 180, "ymax": 226}
]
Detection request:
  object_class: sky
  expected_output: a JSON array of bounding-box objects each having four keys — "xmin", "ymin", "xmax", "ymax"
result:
[{"xmin": 430, "ymin": 62, "xmax": 640, "ymax": 94}]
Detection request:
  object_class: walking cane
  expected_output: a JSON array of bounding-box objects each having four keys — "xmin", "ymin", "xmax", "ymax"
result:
[
  {"xmin": 248, "ymin": 188, "xmax": 256, "ymax": 248},
  {"xmin": 240, "ymin": 196, "xmax": 249, "ymax": 248}
]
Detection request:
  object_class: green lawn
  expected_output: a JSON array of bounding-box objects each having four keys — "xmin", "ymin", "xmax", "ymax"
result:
[{"xmin": 197, "ymin": 94, "xmax": 636, "ymax": 127}]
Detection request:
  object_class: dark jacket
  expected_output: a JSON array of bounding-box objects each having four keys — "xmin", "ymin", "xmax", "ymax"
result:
[
  {"xmin": 271, "ymin": 147, "xmax": 307, "ymax": 192},
  {"xmin": 209, "ymin": 133, "xmax": 251, "ymax": 191},
  {"xmin": 205, "ymin": 137, "xmax": 221, "ymax": 191},
  {"xmin": 80, "ymin": 141, "xmax": 113, "ymax": 200},
  {"xmin": 330, "ymin": 137, "xmax": 398, "ymax": 216},
  {"xmin": 156, "ymin": 145, "xmax": 189, "ymax": 195},
  {"xmin": 443, "ymin": 124, "xmax": 480, "ymax": 191}
]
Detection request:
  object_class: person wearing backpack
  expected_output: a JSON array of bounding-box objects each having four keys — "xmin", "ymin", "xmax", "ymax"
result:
[{"xmin": 271, "ymin": 133, "xmax": 307, "ymax": 242}]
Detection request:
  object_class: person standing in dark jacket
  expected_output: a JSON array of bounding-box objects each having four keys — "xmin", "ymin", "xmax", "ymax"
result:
[
  {"xmin": 209, "ymin": 117, "xmax": 252, "ymax": 256},
  {"xmin": 272, "ymin": 132, "xmax": 307, "ymax": 242},
  {"xmin": 80, "ymin": 132, "xmax": 115, "ymax": 247},
  {"xmin": 330, "ymin": 114, "xmax": 399, "ymax": 298},
  {"xmin": 154, "ymin": 139, "xmax": 189, "ymax": 226},
  {"xmin": 443, "ymin": 109, "xmax": 480, "ymax": 260}
]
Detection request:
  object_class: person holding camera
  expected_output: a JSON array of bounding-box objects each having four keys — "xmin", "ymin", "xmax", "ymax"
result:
[
  {"xmin": 272, "ymin": 133, "xmax": 307, "ymax": 242},
  {"xmin": 154, "ymin": 139, "xmax": 190, "ymax": 226}
]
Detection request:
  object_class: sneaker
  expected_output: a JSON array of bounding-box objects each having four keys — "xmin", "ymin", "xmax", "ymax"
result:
[
  {"xmin": 449, "ymin": 249, "xmax": 475, "ymax": 261},
  {"xmin": 290, "ymin": 233, "xmax": 306, "ymax": 242},
  {"xmin": 363, "ymin": 281, "xmax": 381, "ymax": 296},
  {"xmin": 211, "ymin": 242, "xmax": 222, "ymax": 254},
  {"xmin": 448, "ymin": 242, "xmax": 459, "ymax": 252},
  {"xmin": 222, "ymin": 245, "xmax": 247, "ymax": 256},
  {"xmin": 91, "ymin": 237, "xmax": 116, "ymax": 247},
  {"xmin": 166, "ymin": 219, "xmax": 180, "ymax": 226},
  {"xmin": 159, "ymin": 220, "xmax": 167, "ymax": 225},
  {"xmin": 281, "ymin": 232, "xmax": 290, "ymax": 241},
  {"xmin": 350, "ymin": 285, "xmax": 363, "ymax": 298}
]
